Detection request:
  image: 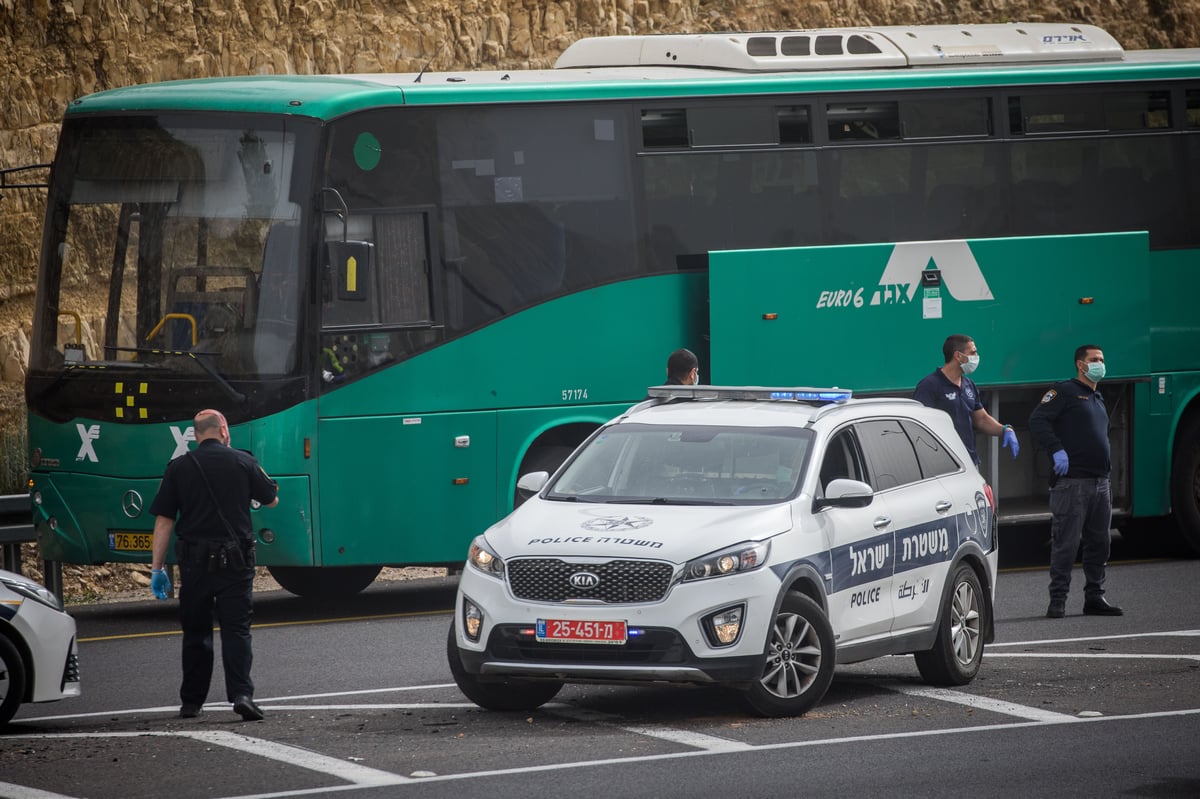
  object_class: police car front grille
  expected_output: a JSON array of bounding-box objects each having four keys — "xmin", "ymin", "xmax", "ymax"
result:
[{"xmin": 506, "ymin": 559, "xmax": 674, "ymax": 603}]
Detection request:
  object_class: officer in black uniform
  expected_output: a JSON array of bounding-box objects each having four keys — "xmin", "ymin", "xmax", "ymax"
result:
[
  {"xmin": 149, "ymin": 408, "xmax": 279, "ymax": 720},
  {"xmin": 665, "ymin": 348, "xmax": 699, "ymax": 385},
  {"xmin": 1029, "ymin": 344, "xmax": 1122, "ymax": 619}
]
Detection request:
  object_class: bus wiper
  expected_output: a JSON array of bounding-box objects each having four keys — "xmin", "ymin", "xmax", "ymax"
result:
[{"xmin": 103, "ymin": 345, "xmax": 246, "ymax": 404}]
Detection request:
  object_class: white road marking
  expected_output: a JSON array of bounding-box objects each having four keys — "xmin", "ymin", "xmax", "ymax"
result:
[
  {"xmin": 6, "ymin": 730, "xmax": 408, "ymax": 787},
  {"xmin": 989, "ymin": 653, "xmax": 1200, "ymax": 661},
  {"xmin": 990, "ymin": 629, "xmax": 1200, "ymax": 647},
  {"xmin": 886, "ymin": 684, "xmax": 1078, "ymax": 721},
  {"xmin": 0, "ymin": 783, "xmax": 81, "ymax": 799},
  {"xmin": 218, "ymin": 708, "xmax": 1200, "ymax": 797},
  {"xmin": 549, "ymin": 705, "xmax": 752, "ymax": 751}
]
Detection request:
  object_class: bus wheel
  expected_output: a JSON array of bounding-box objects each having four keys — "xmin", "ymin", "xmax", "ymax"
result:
[
  {"xmin": 446, "ymin": 623, "xmax": 562, "ymax": 711},
  {"xmin": 1171, "ymin": 412, "xmax": 1200, "ymax": 556},
  {"xmin": 267, "ymin": 565, "xmax": 382, "ymax": 598}
]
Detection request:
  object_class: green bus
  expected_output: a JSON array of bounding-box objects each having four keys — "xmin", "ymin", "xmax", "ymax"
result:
[{"xmin": 25, "ymin": 23, "xmax": 1200, "ymax": 596}]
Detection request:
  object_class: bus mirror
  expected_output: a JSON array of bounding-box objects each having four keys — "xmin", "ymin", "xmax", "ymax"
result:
[{"xmin": 326, "ymin": 240, "xmax": 373, "ymax": 302}]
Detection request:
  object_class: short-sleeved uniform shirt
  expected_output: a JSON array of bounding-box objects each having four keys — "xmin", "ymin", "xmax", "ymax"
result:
[
  {"xmin": 149, "ymin": 439, "xmax": 278, "ymax": 542},
  {"xmin": 914, "ymin": 368, "xmax": 984, "ymax": 464},
  {"xmin": 1028, "ymin": 378, "xmax": 1110, "ymax": 478}
]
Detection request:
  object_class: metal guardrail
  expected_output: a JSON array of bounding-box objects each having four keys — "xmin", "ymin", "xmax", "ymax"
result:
[{"xmin": 0, "ymin": 493, "xmax": 63, "ymax": 598}]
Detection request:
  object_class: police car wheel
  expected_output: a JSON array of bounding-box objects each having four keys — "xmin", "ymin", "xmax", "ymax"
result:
[
  {"xmin": 446, "ymin": 623, "xmax": 563, "ymax": 711},
  {"xmin": 0, "ymin": 634, "xmax": 28, "ymax": 727},
  {"xmin": 740, "ymin": 592, "xmax": 835, "ymax": 718},
  {"xmin": 914, "ymin": 564, "xmax": 986, "ymax": 686}
]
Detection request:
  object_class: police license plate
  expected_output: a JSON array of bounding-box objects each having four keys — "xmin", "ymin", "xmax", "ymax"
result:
[
  {"xmin": 536, "ymin": 618, "xmax": 627, "ymax": 645},
  {"xmin": 109, "ymin": 532, "xmax": 153, "ymax": 551}
]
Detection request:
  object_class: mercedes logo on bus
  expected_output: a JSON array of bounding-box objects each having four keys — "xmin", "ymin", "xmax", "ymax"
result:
[
  {"xmin": 121, "ymin": 490, "xmax": 144, "ymax": 519},
  {"xmin": 568, "ymin": 571, "xmax": 601, "ymax": 589}
]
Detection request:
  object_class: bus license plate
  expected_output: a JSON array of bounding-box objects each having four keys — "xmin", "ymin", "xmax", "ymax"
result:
[
  {"xmin": 109, "ymin": 532, "xmax": 153, "ymax": 551},
  {"xmin": 536, "ymin": 618, "xmax": 627, "ymax": 645}
]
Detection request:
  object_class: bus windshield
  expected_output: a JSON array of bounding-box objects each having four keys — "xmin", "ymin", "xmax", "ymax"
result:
[{"xmin": 28, "ymin": 114, "xmax": 316, "ymax": 421}]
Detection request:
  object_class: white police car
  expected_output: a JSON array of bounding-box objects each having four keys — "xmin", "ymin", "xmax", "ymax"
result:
[
  {"xmin": 1, "ymin": 569, "xmax": 81, "ymax": 727},
  {"xmin": 448, "ymin": 386, "xmax": 997, "ymax": 717}
]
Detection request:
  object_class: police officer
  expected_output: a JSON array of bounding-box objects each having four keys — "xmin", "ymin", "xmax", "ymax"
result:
[
  {"xmin": 149, "ymin": 408, "xmax": 279, "ymax": 720},
  {"xmin": 665, "ymin": 348, "xmax": 699, "ymax": 385},
  {"xmin": 1029, "ymin": 345, "xmax": 1122, "ymax": 619},
  {"xmin": 914, "ymin": 334, "xmax": 1019, "ymax": 466}
]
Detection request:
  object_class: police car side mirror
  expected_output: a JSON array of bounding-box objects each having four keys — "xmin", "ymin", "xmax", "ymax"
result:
[
  {"xmin": 516, "ymin": 471, "xmax": 550, "ymax": 500},
  {"xmin": 813, "ymin": 478, "xmax": 875, "ymax": 511}
]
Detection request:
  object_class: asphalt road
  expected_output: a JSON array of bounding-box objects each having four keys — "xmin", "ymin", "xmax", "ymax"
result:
[{"xmin": 3, "ymin": 531, "xmax": 1198, "ymax": 799}]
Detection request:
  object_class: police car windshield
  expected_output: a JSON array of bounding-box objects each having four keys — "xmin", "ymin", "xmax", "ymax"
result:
[{"xmin": 546, "ymin": 423, "xmax": 814, "ymax": 505}]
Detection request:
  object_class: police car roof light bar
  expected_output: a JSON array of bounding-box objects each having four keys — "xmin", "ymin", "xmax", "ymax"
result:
[{"xmin": 646, "ymin": 385, "xmax": 853, "ymax": 404}]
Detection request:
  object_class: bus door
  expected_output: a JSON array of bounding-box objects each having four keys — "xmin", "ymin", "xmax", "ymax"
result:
[{"xmin": 313, "ymin": 207, "xmax": 495, "ymax": 565}]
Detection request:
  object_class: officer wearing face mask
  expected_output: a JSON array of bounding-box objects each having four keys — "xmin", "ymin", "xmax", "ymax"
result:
[
  {"xmin": 914, "ymin": 334, "xmax": 1019, "ymax": 466},
  {"xmin": 1029, "ymin": 344, "xmax": 1122, "ymax": 619}
]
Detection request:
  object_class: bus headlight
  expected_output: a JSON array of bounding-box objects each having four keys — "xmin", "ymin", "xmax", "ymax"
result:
[
  {"xmin": 683, "ymin": 540, "xmax": 769, "ymax": 582},
  {"xmin": 467, "ymin": 536, "xmax": 505, "ymax": 579}
]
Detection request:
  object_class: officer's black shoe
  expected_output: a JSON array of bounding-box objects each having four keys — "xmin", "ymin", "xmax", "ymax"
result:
[
  {"xmin": 179, "ymin": 704, "xmax": 203, "ymax": 719},
  {"xmin": 1083, "ymin": 597, "xmax": 1124, "ymax": 616},
  {"xmin": 1046, "ymin": 598, "xmax": 1066, "ymax": 618},
  {"xmin": 233, "ymin": 695, "xmax": 264, "ymax": 721}
]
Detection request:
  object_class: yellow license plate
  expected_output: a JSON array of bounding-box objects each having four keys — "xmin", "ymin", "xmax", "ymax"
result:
[{"xmin": 109, "ymin": 532, "xmax": 153, "ymax": 551}]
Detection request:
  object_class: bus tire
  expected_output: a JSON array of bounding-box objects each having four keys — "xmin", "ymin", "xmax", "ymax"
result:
[
  {"xmin": 267, "ymin": 565, "xmax": 382, "ymax": 598},
  {"xmin": 446, "ymin": 623, "xmax": 562, "ymax": 711},
  {"xmin": 1170, "ymin": 412, "xmax": 1200, "ymax": 556}
]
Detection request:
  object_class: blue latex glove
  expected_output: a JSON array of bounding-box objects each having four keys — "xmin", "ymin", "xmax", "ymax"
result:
[
  {"xmin": 151, "ymin": 568, "xmax": 172, "ymax": 600},
  {"xmin": 1002, "ymin": 428, "xmax": 1019, "ymax": 458},
  {"xmin": 1052, "ymin": 449, "xmax": 1070, "ymax": 476}
]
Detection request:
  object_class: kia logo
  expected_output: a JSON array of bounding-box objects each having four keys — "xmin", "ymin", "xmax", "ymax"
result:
[{"xmin": 568, "ymin": 571, "xmax": 600, "ymax": 589}]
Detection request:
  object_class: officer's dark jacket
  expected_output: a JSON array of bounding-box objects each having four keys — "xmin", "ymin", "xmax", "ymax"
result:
[
  {"xmin": 1028, "ymin": 378, "xmax": 1111, "ymax": 478},
  {"xmin": 149, "ymin": 439, "xmax": 278, "ymax": 542}
]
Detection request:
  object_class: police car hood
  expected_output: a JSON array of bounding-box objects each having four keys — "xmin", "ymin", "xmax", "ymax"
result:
[{"xmin": 484, "ymin": 499, "xmax": 793, "ymax": 562}]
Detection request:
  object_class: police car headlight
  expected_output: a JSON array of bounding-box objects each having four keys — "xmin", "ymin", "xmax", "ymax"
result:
[
  {"xmin": 467, "ymin": 536, "xmax": 505, "ymax": 579},
  {"xmin": 683, "ymin": 541, "xmax": 770, "ymax": 582},
  {"xmin": 0, "ymin": 574, "xmax": 63, "ymax": 611}
]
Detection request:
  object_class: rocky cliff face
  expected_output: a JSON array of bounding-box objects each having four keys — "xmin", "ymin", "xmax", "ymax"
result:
[{"xmin": 1, "ymin": 0, "xmax": 1198, "ymax": 388}]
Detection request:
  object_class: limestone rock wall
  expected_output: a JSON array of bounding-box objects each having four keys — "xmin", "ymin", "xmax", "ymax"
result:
[{"xmin": 1, "ymin": 0, "xmax": 1199, "ymax": 385}]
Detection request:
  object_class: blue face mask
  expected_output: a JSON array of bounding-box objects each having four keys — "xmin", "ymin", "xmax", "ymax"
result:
[{"xmin": 1085, "ymin": 362, "xmax": 1106, "ymax": 382}]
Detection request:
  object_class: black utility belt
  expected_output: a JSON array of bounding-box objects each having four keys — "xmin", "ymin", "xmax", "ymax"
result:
[{"xmin": 177, "ymin": 538, "xmax": 256, "ymax": 572}]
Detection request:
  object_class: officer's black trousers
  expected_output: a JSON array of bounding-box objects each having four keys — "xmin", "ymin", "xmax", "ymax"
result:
[{"xmin": 177, "ymin": 561, "xmax": 255, "ymax": 706}]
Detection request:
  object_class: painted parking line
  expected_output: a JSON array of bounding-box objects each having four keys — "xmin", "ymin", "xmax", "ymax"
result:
[
  {"xmin": 0, "ymin": 782, "xmax": 82, "ymax": 799},
  {"xmin": 990, "ymin": 628, "xmax": 1200, "ymax": 648},
  {"xmin": 8, "ymin": 730, "xmax": 408, "ymax": 788},
  {"xmin": 885, "ymin": 684, "xmax": 1078, "ymax": 722},
  {"xmin": 548, "ymin": 705, "xmax": 753, "ymax": 752}
]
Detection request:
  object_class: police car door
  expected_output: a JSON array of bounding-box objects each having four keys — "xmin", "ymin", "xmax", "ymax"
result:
[
  {"xmin": 816, "ymin": 425, "xmax": 896, "ymax": 641},
  {"xmin": 856, "ymin": 418, "xmax": 957, "ymax": 636}
]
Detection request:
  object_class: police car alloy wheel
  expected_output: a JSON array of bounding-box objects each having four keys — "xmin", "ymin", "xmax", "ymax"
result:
[
  {"xmin": 914, "ymin": 564, "xmax": 986, "ymax": 685},
  {"xmin": 740, "ymin": 591, "xmax": 836, "ymax": 718}
]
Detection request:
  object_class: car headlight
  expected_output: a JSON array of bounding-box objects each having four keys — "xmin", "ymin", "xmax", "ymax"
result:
[
  {"xmin": 467, "ymin": 536, "xmax": 505, "ymax": 579},
  {"xmin": 0, "ymin": 575, "xmax": 63, "ymax": 611},
  {"xmin": 683, "ymin": 540, "xmax": 770, "ymax": 582}
]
